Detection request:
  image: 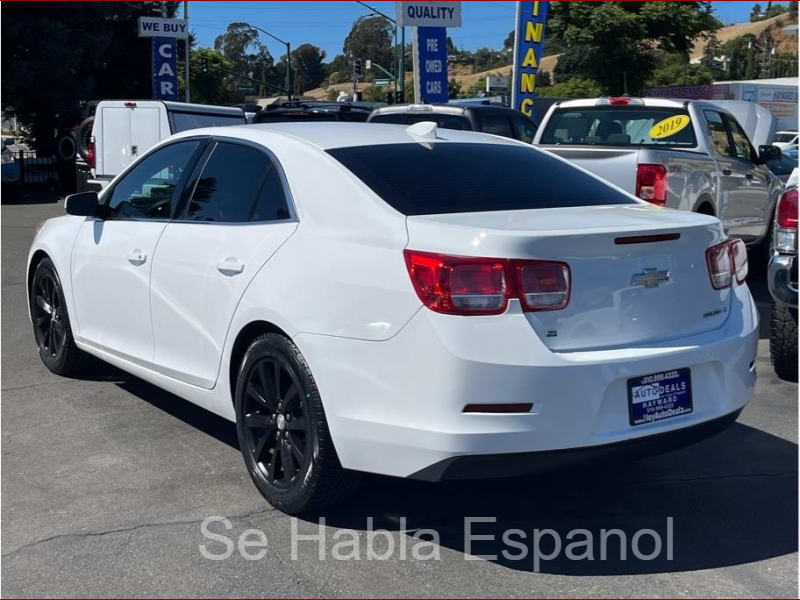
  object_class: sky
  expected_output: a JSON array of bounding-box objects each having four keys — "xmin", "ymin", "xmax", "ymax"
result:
[{"xmin": 183, "ymin": 1, "xmax": 767, "ymax": 62}]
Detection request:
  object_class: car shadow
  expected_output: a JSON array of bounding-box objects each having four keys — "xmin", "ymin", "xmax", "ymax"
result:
[
  {"xmin": 97, "ymin": 358, "xmax": 796, "ymax": 576},
  {"xmin": 747, "ymin": 275, "xmax": 774, "ymax": 340}
]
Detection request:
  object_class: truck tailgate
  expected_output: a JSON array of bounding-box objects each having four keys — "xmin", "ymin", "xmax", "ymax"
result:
[{"xmin": 541, "ymin": 146, "xmax": 640, "ymax": 195}]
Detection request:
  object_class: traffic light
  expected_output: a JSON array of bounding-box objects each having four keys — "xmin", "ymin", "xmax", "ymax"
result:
[
  {"xmin": 395, "ymin": 90, "xmax": 405, "ymax": 104},
  {"xmin": 386, "ymin": 91, "xmax": 394, "ymax": 105},
  {"xmin": 201, "ymin": 58, "xmax": 209, "ymax": 73},
  {"xmin": 354, "ymin": 58, "xmax": 362, "ymax": 78}
]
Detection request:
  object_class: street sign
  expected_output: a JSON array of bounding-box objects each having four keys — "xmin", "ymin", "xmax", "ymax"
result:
[
  {"xmin": 396, "ymin": 1, "xmax": 462, "ymax": 27},
  {"xmin": 511, "ymin": 1, "xmax": 549, "ymax": 120},
  {"xmin": 486, "ymin": 75, "xmax": 509, "ymax": 93},
  {"xmin": 374, "ymin": 78, "xmax": 391, "ymax": 87},
  {"xmin": 138, "ymin": 17, "xmax": 189, "ymax": 39},
  {"xmin": 237, "ymin": 85, "xmax": 257, "ymax": 94},
  {"xmin": 413, "ymin": 27, "xmax": 449, "ymax": 103},
  {"xmin": 152, "ymin": 37, "xmax": 178, "ymax": 101}
]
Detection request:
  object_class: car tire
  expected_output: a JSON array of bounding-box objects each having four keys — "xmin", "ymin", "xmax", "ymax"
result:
[
  {"xmin": 234, "ymin": 333, "xmax": 360, "ymax": 514},
  {"xmin": 770, "ymin": 304, "xmax": 798, "ymax": 382},
  {"xmin": 30, "ymin": 258, "xmax": 85, "ymax": 376}
]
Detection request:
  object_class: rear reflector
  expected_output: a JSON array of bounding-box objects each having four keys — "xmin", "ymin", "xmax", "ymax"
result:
[
  {"xmin": 615, "ymin": 233, "xmax": 680, "ymax": 245},
  {"xmin": 635, "ymin": 164, "xmax": 667, "ymax": 205},
  {"xmin": 463, "ymin": 403, "xmax": 533, "ymax": 413},
  {"xmin": 86, "ymin": 137, "xmax": 96, "ymax": 170},
  {"xmin": 403, "ymin": 250, "xmax": 570, "ymax": 315},
  {"xmin": 706, "ymin": 240, "xmax": 732, "ymax": 289}
]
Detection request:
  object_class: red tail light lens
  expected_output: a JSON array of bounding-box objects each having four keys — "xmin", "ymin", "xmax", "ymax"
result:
[
  {"xmin": 636, "ymin": 164, "xmax": 667, "ymax": 206},
  {"xmin": 706, "ymin": 240, "xmax": 733, "ymax": 289},
  {"xmin": 729, "ymin": 238, "xmax": 748, "ymax": 284},
  {"xmin": 403, "ymin": 250, "xmax": 570, "ymax": 315},
  {"xmin": 777, "ymin": 188, "xmax": 798, "ymax": 229},
  {"xmin": 86, "ymin": 137, "xmax": 96, "ymax": 169},
  {"xmin": 404, "ymin": 251, "xmax": 508, "ymax": 315},
  {"xmin": 513, "ymin": 260, "xmax": 571, "ymax": 311}
]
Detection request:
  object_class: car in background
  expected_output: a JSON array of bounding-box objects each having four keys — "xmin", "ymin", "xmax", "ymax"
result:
[
  {"xmin": 768, "ymin": 168, "xmax": 798, "ymax": 381},
  {"xmin": 766, "ymin": 145, "xmax": 799, "ymax": 184},
  {"xmin": 773, "ymin": 130, "xmax": 799, "ymax": 150},
  {"xmin": 367, "ymin": 103, "xmax": 538, "ymax": 143},
  {"xmin": 79, "ymin": 100, "xmax": 245, "ymax": 192},
  {"xmin": 533, "ymin": 97, "xmax": 783, "ymax": 250},
  {"xmin": 254, "ymin": 102, "xmax": 373, "ymax": 124}
]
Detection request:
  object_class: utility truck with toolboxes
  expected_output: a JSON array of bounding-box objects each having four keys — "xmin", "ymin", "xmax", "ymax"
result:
[{"xmin": 534, "ymin": 97, "xmax": 783, "ymax": 249}]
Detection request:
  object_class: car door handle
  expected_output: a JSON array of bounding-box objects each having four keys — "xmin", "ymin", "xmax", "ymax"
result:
[
  {"xmin": 127, "ymin": 249, "xmax": 147, "ymax": 266},
  {"xmin": 722, "ymin": 168, "xmax": 732, "ymax": 176},
  {"xmin": 217, "ymin": 258, "xmax": 245, "ymax": 276}
]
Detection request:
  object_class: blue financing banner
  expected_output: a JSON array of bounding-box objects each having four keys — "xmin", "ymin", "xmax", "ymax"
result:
[
  {"xmin": 511, "ymin": 1, "xmax": 549, "ymax": 121},
  {"xmin": 152, "ymin": 37, "xmax": 179, "ymax": 101},
  {"xmin": 414, "ymin": 26, "xmax": 449, "ymax": 104}
]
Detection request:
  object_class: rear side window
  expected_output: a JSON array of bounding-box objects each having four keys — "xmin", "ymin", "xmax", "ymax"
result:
[
  {"xmin": 478, "ymin": 114, "xmax": 514, "ymax": 139},
  {"xmin": 539, "ymin": 107, "xmax": 697, "ymax": 147},
  {"xmin": 186, "ymin": 142, "xmax": 290, "ymax": 223},
  {"xmin": 512, "ymin": 115, "xmax": 537, "ymax": 143},
  {"xmin": 328, "ymin": 142, "xmax": 634, "ymax": 215},
  {"xmin": 370, "ymin": 113, "xmax": 471, "ymax": 131},
  {"xmin": 169, "ymin": 111, "xmax": 244, "ymax": 132},
  {"xmin": 704, "ymin": 110, "xmax": 732, "ymax": 157}
]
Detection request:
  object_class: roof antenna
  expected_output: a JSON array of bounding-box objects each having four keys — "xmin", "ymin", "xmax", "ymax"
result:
[{"xmin": 406, "ymin": 121, "xmax": 438, "ymax": 140}]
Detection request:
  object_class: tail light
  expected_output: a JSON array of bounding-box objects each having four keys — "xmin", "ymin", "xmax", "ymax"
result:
[
  {"xmin": 86, "ymin": 136, "xmax": 96, "ymax": 169},
  {"xmin": 706, "ymin": 238, "xmax": 748, "ymax": 289},
  {"xmin": 404, "ymin": 250, "xmax": 570, "ymax": 315},
  {"xmin": 729, "ymin": 238, "xmax": 748, "ymax": 284},
  {"xmin": 636, "ymin": 164, "xmax": 667, "ymax": 206},
  {"xmin": 775, "ymin": 188, "xmax": 798, "ymax": 252}
]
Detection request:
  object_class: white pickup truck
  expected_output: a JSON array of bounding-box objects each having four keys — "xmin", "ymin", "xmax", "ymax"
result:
[
  {"xmin": 533, "ymin": 97, "xmax": 784, "ymax": 248},
  {"xmin": 78, "ymin": 100, "xmax": 245, "ymax": 192}
]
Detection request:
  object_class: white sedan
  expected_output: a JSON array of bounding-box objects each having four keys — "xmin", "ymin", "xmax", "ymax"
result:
[{"xmin": 28, "ymin": 122, "xmax": 758, "ymax": 514}]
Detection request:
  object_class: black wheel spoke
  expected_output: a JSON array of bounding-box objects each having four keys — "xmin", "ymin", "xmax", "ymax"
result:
[
  {"xmin": 288, "ymin": 433, "xmax": 305, "ymax": 463},
  {"xmin": 273, "ymin": 362, "xmax": 282, "ymax": 399},
  {"xmin": 252, "ymin": 431, "xmax": 271, "ymax": 461},
  {"xmin": 287, "ymin": 416, "xmax": 306, "ymax": 431},
  {"xmin": 244, "ymin": 413, "xmax": 272, "ymax": 430},
  {"xmin": 280, "ymin": 440, "xmax": 297, "ymax": 479},
  {"xmin": 268, "ymin": 449, "xmax": 279, "ymax": 482},
  {"xmin": 283, "ymin": 384, "xmax": 299, "ymax": 411},
  {"xmin": 246, "ymin": 383, "xmax": 271, "ymax": 410},
  {"xmin": 35, "ymin": 295, "xmax": 50, "ymax": 313},
  {"xmin": 34, "ymin": 314, "xmax": 48, "ymax": 327}
]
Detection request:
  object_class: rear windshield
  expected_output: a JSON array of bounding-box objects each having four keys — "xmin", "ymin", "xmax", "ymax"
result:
[
  {"xmin": 370, "ymin": 112, "xmax": 471, "ymax": 131},
  {"xmin": 169, "ymin": 111, "xmax": 245, "ymax": 132},
  {"xmin": 327, "ymin": 142, "xmax": 634, "ymax": 215},
  {"xmin": 539, "ymin": 106, "xmax": 697, "ymax": 148}
]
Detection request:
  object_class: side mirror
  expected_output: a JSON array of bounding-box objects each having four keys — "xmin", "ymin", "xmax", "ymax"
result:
[
  {"xmin": 758, "ymin": 144, "xmax": 782, "ymax": 164},
  {"xmin": 64, "ymin": 191, "xmax": 100, "ymax": 217}
]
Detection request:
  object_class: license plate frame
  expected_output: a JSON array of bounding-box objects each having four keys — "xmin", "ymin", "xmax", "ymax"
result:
[{"xmin": 627, "ymin": 367, "xmax": 693, "ymax": 426}]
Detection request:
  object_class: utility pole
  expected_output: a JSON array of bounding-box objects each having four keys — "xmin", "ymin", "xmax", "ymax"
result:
[
  {"xmin": 184, "ymin": 0, "xmax": 190, "ymax": 103},
  {"xmin": 248, "ymin": 24, "xmax": 292, "ymax": 100},
  {"xmin": 354, "ymin": 1, "xmax": 404, "ymax": 101}
]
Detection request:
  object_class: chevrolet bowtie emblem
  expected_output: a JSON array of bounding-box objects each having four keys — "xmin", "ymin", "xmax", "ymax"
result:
[{"xmin": 631, "ymin": 268, "xmax": 670, "ymax": 288}]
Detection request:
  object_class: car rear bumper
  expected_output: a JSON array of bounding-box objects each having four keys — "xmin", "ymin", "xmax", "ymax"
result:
[
  {"xmin": 768, "ymin": 253, "xmax": 798, "ymax": 308},
  {"xmin": 296, "ymin": 282, "xmax": 758, "ymax": 479}
]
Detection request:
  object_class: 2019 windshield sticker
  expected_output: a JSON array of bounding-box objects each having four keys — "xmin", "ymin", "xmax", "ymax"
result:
[{"xmin": 649, "ymin": 115, "xmax": 691, "ymax": 139}]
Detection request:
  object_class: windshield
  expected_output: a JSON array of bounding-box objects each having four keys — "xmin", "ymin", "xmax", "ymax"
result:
[
  {"xmin": 775, "ymin": 132, "xmax": 797, "ymax": 143},
  {"xmin": 539, "ymin": 106, "xmax": 697, "ymax": 148},
  {"xmin": 370, "ymin": 112, "xmax": 471, "ymax": 131},
  {"xmin": 327, "ymin": 142, "xmax": 635, "ymax": 216}
]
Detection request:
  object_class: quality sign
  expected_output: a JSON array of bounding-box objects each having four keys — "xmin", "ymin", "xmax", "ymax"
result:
[
  {"xmin": 511, "ymin": 1, "xmax": 549, "ymax": 120},
  {"xmin": 397, "ymin": 1, "xmax": 461, "ymax": 27},
  {"xmin": 152, "ymin": 37, "xmax": 179, "ymax": 101},
  {"xmin": 413, "ymin": 27, "xmax": 449, "ymax": 104}
]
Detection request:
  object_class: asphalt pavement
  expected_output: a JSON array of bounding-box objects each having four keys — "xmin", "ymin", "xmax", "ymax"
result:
[{"xmin": 1, "ymin": 191, "xmax": 797, "ymax": 598}]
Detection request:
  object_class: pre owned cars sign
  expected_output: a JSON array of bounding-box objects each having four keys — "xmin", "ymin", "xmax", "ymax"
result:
[{"xmin": 396, "ymin": 1, "xmax": 461, "ymax": 27}]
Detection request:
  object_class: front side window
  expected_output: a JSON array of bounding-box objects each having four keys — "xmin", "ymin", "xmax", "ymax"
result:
[
  {"xmin": 539, "ymin": 107, "xmax": 697, "ymax": 147},
  {"xmin": 186, "ymin": 142, "xmax": 290, "ymax": 223},
  {"xmin": 723, "ymin": 114, "xmax": 755, "ymax": 163},
  {"xmin": 328, "ymin": 142, "xmax": 635, "ymax": 216},
  {"xmin": 106, "ymin": 140, "xmax": 201, "ymax": 220},
  {"xmin": 478, "ymin": 114, "xmax": 514, "ymax": 139}
]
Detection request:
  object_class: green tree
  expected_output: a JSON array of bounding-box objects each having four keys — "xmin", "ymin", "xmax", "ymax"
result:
[
  {"xmin": 286, "ymin": 44, "xmax": 327, "ymax": 94},
  {"xmin": 722, "ymin": 35, "xmax": 758, "ymax": 80},
  {"xmin": 537, "ymin": 77, "xmax": 603, "ymax": 98},
  {"xmin": 790, "ymin": 1, "xmax": 798, "ymax": 19},
  {"xmin": 1, "ymin": 1, "xmax": 179, "ymax": 153},
  {"xmin": 700, "ymin": 34, "xmax": 726, "ymax": 81},
  {"xmin": 343, "ymin": 16, "xmax": 393, "ymax": 71},
  {"xmin": 183, "ymin": 48, "xmax": 233, "ymax": 105},
  {"xmin": 213, "ymin": 23, "xmax": 277, "ymax": 91},
  {"xmin": 552, "ymin": 46, "xmax": 593, "ymax": 83},
  {"xmin": 750, "ymin": 3, "xmax": 764, "ymax": 21},
  {"xmin": 648, "ymin": 52, "xmax": 713, "ymax": 87},
  {"xmin": 448, "ymin": 78, "xmax": 463, "ymax": 99},
  {"xmin": 547, "ymin": 1, "xmax": 720, "ymax": 95}
]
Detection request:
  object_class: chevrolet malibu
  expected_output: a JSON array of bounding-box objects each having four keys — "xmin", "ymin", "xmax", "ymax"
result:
[{"xmin": 27, "ymin": 122, "xmax": 758, "ymax": 514}]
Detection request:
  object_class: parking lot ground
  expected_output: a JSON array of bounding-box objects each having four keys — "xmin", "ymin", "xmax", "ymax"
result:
[{"xmin": 1, "ymin": 194, "xmax": 797, "ymax": 598}]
